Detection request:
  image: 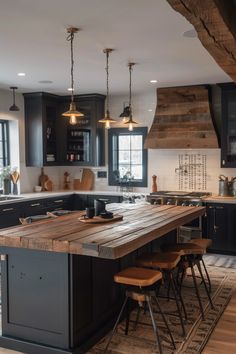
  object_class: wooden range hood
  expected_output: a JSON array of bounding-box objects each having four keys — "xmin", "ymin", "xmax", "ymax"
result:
[{"xmin": 144, "ymin": 85, "xmax": 219, "ymax": 149}]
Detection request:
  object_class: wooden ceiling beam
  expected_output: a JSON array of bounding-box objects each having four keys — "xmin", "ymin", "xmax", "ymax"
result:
[{"xmin": 166, "ymin": 0, "xmax": 236, "ymax": 82}]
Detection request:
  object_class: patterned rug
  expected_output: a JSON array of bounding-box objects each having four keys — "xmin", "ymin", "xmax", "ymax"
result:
[
  {"xmin": 203, "ymin": 253, "xmax": 236, "ymax": 269},
  {"xmin": 88, "ymin": 265, "xmax": 236, "ymax": 354}
]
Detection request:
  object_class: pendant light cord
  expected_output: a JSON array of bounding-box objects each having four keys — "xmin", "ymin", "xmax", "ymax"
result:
[
  {"xmin": 129, "ymin": 63, "xmax": 132, "ymax": 115},
  {"xmin": 13, "ymin": 88, "xmax": 16, "ymax": 104},
  {"xmin": 106, "ymin": 50, "xmax": 109, "ymax": 114},
  {"xmin": 67, "ymin": 31, "xmax": 75, "ymax": 103}
]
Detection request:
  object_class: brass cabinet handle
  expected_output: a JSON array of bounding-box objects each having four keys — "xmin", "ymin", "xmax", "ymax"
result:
[{"xmin": 2, "ymin": 208, "xmax": 14, "ymax": 212}]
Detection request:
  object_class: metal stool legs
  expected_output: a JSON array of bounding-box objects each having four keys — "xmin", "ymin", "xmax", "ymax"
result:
[
  {"xmin": 103, "ymin": 296, "xmax": 128, "ymax": 353},
  {"xmin": 103, "ymin": 290, "xmax": 176, "ymax": 354}
]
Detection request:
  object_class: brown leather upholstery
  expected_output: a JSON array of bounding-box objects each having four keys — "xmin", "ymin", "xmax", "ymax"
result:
[
  {"xmin": 114, "ymin": 267, "xmax": 162, "ymax": 287},
  {"xmin": 190, "ymin": 238, "xmax": 212, "ymax": 249},
  {"xmin": 165, "ymin": 243, "xmax": 205, "ymax": 255},
  {"xmin": 136, "ymin": 252, "xmax": 181, "ymax": 269}
]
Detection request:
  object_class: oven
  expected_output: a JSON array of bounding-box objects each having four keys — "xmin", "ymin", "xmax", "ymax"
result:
[{"xmin": 146, "ymin": 191, "xmax": 211, "ymax": 242}]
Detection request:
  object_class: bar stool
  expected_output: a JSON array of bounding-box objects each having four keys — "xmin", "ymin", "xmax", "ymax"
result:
[
  {"xmin": 164, "ymin": 242, "xmax": 214, "ymax": 320},
  {"xmin": 103, "ymin": 267, "xmax": 176, "ymax": 354},
  {"xmin": 190, "ymin": 238, "xmax": 212, "ymax": 292},
  {"xmin": 136, "ymin": 252, "xmax": 187, "ymax": 336}
]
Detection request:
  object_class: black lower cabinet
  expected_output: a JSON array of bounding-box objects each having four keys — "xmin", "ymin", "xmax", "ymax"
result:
[
  {"xmin": 0, "ymin": 247, "xmax": 122, "ymax": 354},
  {"xmin": 0, "ymin": 203, "xmax": 23, "ymax": 228},
  {"xmin": 0, "ymin": 232, "xmax": 176, "ymax": 354},
  {"xmin": 206, "ymin": 203, "xmax": 236, "ymax": 254}
]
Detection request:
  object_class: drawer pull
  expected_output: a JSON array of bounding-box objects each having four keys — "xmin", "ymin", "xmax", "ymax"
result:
[
  {"xmin": 216, "ymin": 206, "xmax": 224, "ymax": 209},
  {"xmin": 54, "ymin": 200, "xmax": 63, "ymax": 203},
  {"xmin": 2, "ymin": 208, "xmax": 14, "ymax": 212},
  {"xmin": 30, "ymin": 203, "xmax": 41, "ymax": 207}
]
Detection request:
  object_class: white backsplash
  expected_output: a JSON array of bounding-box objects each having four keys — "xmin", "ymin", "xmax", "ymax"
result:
[{"xmin": 1, "ymin": 88, "xmax": 236, "ymax": 195}]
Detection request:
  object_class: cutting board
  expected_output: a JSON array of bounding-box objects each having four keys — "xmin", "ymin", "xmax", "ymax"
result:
[
  {"xmin": 78, "ymin": 214, "xmax": 123, "ymax": 223},
  {"xmin": 73, "ymin": 168, "xmax": 94, "ymax": 190},
  {"xmin": 39, "ymin": 167, "xmax": 48, "ymax": 191}
]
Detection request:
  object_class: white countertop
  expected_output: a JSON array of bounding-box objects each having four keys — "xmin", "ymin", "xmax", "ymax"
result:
[{"xmin": 1, "ymin": 191, "xmax": 236, "ymax": 205}]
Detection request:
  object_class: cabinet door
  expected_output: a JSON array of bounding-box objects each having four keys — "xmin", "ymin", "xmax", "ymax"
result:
[
  {"xmin": 73, "ymin": 194, "xmax": 88, "ymax": 210},
  {"xmin": 221, "ymin": 84, "xmax": 236, "ymax": 167},
  {"xmin": 24, "ymin": 199, "xmax": 46, "ymax": 217},
  {"xmin": 227, "ymin": 204, "xmax": 236, "ymax": 253},
  {"xmin": 0, "ymin": 203, "xmax": 22, "ymax": 228},
  {"xmin": 24, "ymin": 93, "xmax": 59, "ymax": 167},
  {"xmin": 207, "ymin": 204, "xmax": 228, "ymax": 252}
]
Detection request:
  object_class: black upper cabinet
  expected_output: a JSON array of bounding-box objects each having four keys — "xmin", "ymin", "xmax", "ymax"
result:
[
  {"xmin": 24, "ymin": 93, "xmax": 105, "ymax": 167},
  {"xmin": 24, "ymin": 93, "xmax": 59, "ymax": 167},
  {"xmin": 58, "ymin": 94, "xmax": 105, "ymax": 166},
  {"xmin": 220, "ymin": 83, "xmax": 236, "ymax": 167}
]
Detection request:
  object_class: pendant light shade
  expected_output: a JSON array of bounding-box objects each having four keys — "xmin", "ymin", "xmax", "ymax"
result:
[
  {"xmin": 62, "ymin": 27, "xmax": 84, "ymax": 125},
  {"xmin": 123, "ymin": 63, "xmax": 138, "ymax": 131},
  {"xmin": 99, "ymin": 48, "xmax": 116, "ymax": 129},
  {"xmin": 119, "ymin": 104, "xmax": 131, "ymax": 122},
  {"xmin": 9, "ymin": 87, "xmax": 20, "ymax": 111}
]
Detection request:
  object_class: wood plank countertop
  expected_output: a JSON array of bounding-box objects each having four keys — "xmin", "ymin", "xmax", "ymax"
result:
[{"xmin": 0, "ymin": 204, "xmax": 205, "ymax": 259}]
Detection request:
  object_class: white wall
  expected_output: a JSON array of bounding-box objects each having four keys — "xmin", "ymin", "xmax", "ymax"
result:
[{"xmin": 1, "ymin": 88, "xmax": 236, "ymax": 195}]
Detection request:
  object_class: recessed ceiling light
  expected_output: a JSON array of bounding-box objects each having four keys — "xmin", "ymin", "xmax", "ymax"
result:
[
  {"xmin": 183, "ymin": 29, "xmax": 197, "ymax": 38},
  {"xmin": 38, "ymin": 80, "xmax": 53, "ymax": 84},
  {"xmin": 17, "ymin": 72, "xmax": 26, "ymax": 76},
  {"xmin": 148, "ymin": 109, "xmax": 153, "ymax": 112},
  {"xmin": 67, "ymin": 87, "xmax": 74, "ymax": 91},
  {"xmin": 150, "ymin": 80, "xmax": 157, "ymax": 83}
]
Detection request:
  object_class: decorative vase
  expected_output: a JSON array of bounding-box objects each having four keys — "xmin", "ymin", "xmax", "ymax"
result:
[
  {"xmin": 12, "ymin": 183, "xmax": 18, "ymax": 195},
  {"xmin": 3, "ymin": 178, "xmax": 11, "ymax": 195}
]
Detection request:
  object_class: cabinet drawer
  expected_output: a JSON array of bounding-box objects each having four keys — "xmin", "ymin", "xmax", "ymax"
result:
[{"xmin": 45, "ymin": 196, "xmax": 73, "ymax": 211}]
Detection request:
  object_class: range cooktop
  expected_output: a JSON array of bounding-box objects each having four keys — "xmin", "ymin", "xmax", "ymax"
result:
[{"xmin": 149, "ymin": 191, "xmax": 211, "ymax": 198}]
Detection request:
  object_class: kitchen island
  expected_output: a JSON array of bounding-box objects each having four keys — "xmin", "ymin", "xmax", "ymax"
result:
[{"xmin": 0, "ymin": 203, "xmax": 205, "ymax": 354}]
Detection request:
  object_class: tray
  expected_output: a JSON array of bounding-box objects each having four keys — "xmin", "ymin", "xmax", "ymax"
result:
[{"xmin": 78, "ymin": 214, "xmax": 123, "ymax": 224}]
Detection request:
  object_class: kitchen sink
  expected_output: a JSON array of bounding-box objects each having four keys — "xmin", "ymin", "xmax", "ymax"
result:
[{"xmin": 0, "ymin": 196, "xmax": 23, "ymax": 201}]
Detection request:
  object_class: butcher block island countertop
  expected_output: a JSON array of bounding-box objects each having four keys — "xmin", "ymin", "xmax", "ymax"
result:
[{"xmin": 0, "ymin": 203, "xmax": 205, "ymax": 259}]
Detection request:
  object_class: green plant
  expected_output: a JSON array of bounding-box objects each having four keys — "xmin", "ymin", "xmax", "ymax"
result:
[{"xmin": 0, "ymin": 166, "xmax": 11, "ymax": 181}]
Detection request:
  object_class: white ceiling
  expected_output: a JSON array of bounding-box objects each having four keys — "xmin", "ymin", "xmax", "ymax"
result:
[{"xmin": 0, "ymin": 0, "xmax": 231, "ymax": 96}]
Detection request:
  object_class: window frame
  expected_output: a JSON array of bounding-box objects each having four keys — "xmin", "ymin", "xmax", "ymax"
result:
[
  {"xmin": 108, "ymin": 127, "xmax": 148, "ymax": 187},
  {"xmin": 0, "ymin": 120, "xmax": 10, "ymax": 168}
]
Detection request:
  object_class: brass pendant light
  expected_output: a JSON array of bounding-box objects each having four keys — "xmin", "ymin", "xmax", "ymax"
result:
[
  {"xmin": 62, "ymin": 27, "xmax": 84, "ymax": 125},
  {"xmin": 9, "ymin": 86, "xmax": 20, "ymax": 111},
  {"xmin": 124, "ymin": 63, "xmax": 138, "ymax": 131},
  {"xmin": 99, "ymin": 48, "xmax": 116, "ymax": 129}
]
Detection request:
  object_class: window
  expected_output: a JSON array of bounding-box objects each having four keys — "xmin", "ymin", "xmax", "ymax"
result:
[
  {"xmin": 0, "ymin": 120, "xmax": 10, "ymax": 168},
  {"xmin": 108, "ymin": 127, "xmax": 148, "ymax": 187}
]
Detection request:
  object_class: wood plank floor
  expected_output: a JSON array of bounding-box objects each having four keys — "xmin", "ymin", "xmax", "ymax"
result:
[{"xmin": 203, "ymin": 291, "xmax": 236, "ymax": 354}]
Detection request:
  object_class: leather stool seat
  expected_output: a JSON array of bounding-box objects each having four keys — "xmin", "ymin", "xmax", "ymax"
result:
[
  {"xmin": 136, "ymin": 252, "xmax": 181, "ymax": 269},
  {"xmin": 166, "ymin": 242, "xmax": 205, "ymax": 255},
  {"xmin": 190, "ymin": 238, "xmax": 212, "ymax": 250},
  {"xmin": 114, "ymin": 267, "xmax": 162, "ymax": 287}
]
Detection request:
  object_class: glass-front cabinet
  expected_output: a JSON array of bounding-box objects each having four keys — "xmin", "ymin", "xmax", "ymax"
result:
[
  {"xmin": 67, "ymin": 129, "xmax": 90, "ymax": 163},
  {"xmin": 24, "ymin": 93, "xmax": 105, "ymax": 167},
  {"xmin": 220, "ymin": 83, "xmax": 236, "ymax": 167}
]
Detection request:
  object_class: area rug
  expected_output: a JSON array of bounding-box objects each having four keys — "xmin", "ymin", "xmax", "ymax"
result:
[
  {"xmin": 88, "ymin": 265, "xmax": 236, "ymax": 354},
  {"xmin": 203, "ymin": 253, "xmax": 236, "ymax": 269}
]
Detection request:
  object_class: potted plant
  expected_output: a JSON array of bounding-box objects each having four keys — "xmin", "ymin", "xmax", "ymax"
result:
[{"xmin": 0, "ymin": 166, "xmax": 11, "ymax": 195}]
